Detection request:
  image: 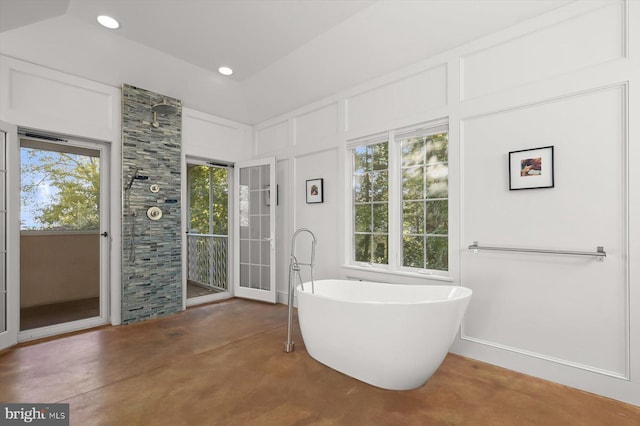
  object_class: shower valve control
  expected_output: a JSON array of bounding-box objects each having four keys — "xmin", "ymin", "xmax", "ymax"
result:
[{"xmin": 147, "ymin": 206, "xmax": 163, "ymax": 221}]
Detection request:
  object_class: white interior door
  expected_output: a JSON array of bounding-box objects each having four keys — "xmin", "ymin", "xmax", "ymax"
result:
[
  {"xmin": 0, "ymin": 121, "xmax": 18, "ymax": 350},
  {"xmin": 234, "ymin": 157, "xmax": 276, "ymax": 303}
]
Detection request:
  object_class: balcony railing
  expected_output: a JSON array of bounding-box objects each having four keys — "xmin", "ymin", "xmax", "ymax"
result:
[{"xmin": 187, "ymin": 233, "xmax": 228, "ymax": 291}]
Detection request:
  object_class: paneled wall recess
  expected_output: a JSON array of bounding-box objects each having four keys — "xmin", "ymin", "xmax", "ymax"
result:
[
  {"xmin": 460, "ymin": 1, "xmax": 625, "ymax": 101},
  {"xmin": 346, "ymin": 65, "xmax": 447, "ymax": 133},
  {"xmin": 460, "ymin": 84, "xmax": 628, "ymax": 378}
]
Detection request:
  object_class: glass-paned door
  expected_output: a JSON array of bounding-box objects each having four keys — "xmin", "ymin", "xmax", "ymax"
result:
[
  {"xmin": 234, "ymin": 158, "xmax": 276, "ymax": 303},
  {"xmin": 0, "ymin": 121, "xmax": 18, "ymax": 350}
]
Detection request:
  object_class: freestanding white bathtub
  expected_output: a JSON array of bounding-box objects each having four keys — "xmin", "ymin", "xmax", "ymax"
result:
[{"xmin": 296, "ymin": 279, "xmax": 472, "ymax": 390}]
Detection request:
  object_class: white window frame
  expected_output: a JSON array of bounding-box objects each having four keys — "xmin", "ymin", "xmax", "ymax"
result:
[
  {"xmin": 351, "ymin": 134, "xmax": 391, "ymax": 269},
  {"xmin": 347, "ymin": 119, "xmax": 449, "ymax": 278}
]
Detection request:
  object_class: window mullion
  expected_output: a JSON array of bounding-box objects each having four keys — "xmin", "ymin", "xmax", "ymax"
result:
[
  {"xmin": 209, "ymin": 167, "xmax": 215, "ymax": 235},
  {"xmin": 369, "ymin": 172, "xmax": 374, "ymax": 265},
  {"xmin": 423, "ymin": 164, "xmax": 428, "ymax": 270},
  {"xmin": 388, "ymin": 130, "xmax": 401, "ymax": 271}
]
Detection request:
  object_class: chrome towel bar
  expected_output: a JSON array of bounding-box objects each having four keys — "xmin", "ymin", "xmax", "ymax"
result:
[{"xmin": 468, "ymin": 241, "xmax": 606, "ymax": 261}]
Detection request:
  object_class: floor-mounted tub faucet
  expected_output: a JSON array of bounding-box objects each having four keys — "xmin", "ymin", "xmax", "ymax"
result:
[{"xmin": 284, "ymin": 228, "xmax": 316, "ymax": 353}]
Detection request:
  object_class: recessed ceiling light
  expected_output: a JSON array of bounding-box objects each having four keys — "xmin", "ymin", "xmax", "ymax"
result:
[
  {"xmin": 218, "ymin": 66, "xmax": 233, "ymax": 76},
  {"xmin": 97, "ymin": 15, "xmax": 120, "ymax": 29}
]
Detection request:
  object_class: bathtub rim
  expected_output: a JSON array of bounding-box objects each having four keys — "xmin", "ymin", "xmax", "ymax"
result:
[{"xmin": 296, "ymin": 279, "xmax": 472, "ymax": 306}]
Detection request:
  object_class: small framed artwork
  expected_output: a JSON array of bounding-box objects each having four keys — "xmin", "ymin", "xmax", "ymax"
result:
[
  {"xmin": 306, "ymin": 178, "xmax": 324, "ymax": 204},
  {"xmin": 509, "ymin": 146, "xmax": 554, "ymax": 190}
]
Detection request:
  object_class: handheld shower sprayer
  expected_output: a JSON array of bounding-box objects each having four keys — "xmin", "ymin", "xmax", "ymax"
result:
[
  {"xmin": 125, "ymin": 166, "xmax": 150, "ymax": 264},
  {"xmin": 126, "ymin": 167, "xmax": 140, "ymax": 190},
  {"xmin": 125, "ymin": 167, "xmax": 149, "ymax": 190}
]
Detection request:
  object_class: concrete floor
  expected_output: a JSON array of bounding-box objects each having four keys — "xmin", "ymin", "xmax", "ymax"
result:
[{"xmin": 1, "ymin": 299, "xmax": 639, "ymax": 425}]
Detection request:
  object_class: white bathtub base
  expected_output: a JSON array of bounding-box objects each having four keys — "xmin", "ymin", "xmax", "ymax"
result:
[{"xmin": 297, "ymin": 280, "xmax": 472, "ymax": 391}]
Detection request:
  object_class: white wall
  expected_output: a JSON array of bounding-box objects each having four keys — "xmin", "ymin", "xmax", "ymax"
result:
[
  {"xmin": 0, "ymin": 55, "xmax": 123, "ymax": 328},
  {"xmin": 182, "ymin": 107, "xmax": 253, "ymax": 163},
  {"xmin": 254, "ymin": 99, "xmax": 343, "ymax": 302},
  {"xmin": 254, "ymin": 0, "xmax": 639, "ymax": 406},
  {"xmin": 453, "ymin": 0, "xmax": 638, "ymax": 405}
]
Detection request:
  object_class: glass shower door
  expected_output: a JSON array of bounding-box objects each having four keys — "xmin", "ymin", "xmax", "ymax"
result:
[{"xmin": 234, "ymin": 158, "xmax": 276, "ymax": 303}]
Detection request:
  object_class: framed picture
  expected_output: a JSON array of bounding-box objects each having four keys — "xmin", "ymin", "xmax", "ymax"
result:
[
  {"xmin": 306, "ymin": 178, "xmax": 324, "ymax": 204},
  {"xmin": 509, "ymin": 146, "xmax": 554, "ymax": 190}
]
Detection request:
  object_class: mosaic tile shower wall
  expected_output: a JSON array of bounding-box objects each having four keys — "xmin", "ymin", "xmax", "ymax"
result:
[{"xmin": 121, "ymin": 84, "xmax": 182, "ymax": 324}]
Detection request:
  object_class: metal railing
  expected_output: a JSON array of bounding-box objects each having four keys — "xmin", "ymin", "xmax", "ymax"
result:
[{"xmin": 187, "ymin": 233, "xmax": 228, "ymax": 290}]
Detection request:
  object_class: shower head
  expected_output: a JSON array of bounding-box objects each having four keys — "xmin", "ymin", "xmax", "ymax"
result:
[
  {"xmin": 142, "ymin": 99, "xmax": 178, "ymax": 127},
  {"xmin": 151, "ymin": 99, "xmax": 177, "ymax": 115}
]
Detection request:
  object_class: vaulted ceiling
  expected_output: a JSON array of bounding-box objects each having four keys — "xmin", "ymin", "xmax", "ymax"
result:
[{"xmin": 0, "ymin": 0, "xmax": 571, "ymax": 124}]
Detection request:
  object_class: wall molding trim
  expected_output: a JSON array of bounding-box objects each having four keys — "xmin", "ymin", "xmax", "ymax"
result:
[{"xmin": 459, "ymin": 81, "xmax": 630, "ymax": 381}]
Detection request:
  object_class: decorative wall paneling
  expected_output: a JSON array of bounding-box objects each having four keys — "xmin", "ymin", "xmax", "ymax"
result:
[
  {"xmin": 294, "ymin": 102, "xmax": 339, "ymax": 149},
  {"xmin": 0, "ymin": 55, "xmax": 123, "ymax": 326},
  {"xmin": 0, "ymin": 56, "xmax": 118, "ymax": 142},
  {"xmin": 460, "ymin": 1, "xmax": 625, "ymax": 101},
  {"xmin": 460, "ymin": 84, "xmax": 628, "ymax": 378},
  {"xmin": 182, "ymin": 108, "xmax": 253, "ymax": 162},
  {"xmin": 255, "ymin": 120, "xmax": 289, "ymax": 156},
  {"xmin": 252, "ymin": 0, "xmax": 639, "ymax": 406},
  {"xmin": 345, "ymin": 64, "xmax": 448, "ymax": 134},
  {"xmin": 293, "ymin": 147, "xmax": 340, "ymax": 283}
]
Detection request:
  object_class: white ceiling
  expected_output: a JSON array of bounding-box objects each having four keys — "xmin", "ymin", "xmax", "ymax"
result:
[{"xmin": 0, "ymin": 0, "xmax": 571, "ymax": 125}]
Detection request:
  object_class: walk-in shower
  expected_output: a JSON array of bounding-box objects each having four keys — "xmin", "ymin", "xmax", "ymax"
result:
[
  {"xmin": 126, "ymin": 98, "xmax": 179, "ymax": 262},
  {"xmin": 121, "ymin": 84, "xmax": 183, "ymax": 324}
]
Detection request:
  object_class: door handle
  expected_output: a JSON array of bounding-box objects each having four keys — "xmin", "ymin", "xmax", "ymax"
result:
[
  {"xmin": 101, "ymin": 232, "xmax": 109, "ymax": 237},
  {"xmin": 264, "ymin": 234, "xmax": 275, "ymax": 249}
]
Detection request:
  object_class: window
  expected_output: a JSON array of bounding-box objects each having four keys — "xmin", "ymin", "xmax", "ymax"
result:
[
  {"xmin": 400, "ymin": 132, "xmax": 448, "ymax": 271},
  {"xmin": 350, "ymin": 122, "xmax": 448, "ymax": 274},
  {"xmin": 353, "ymin": 141, "xmax": 389, "ymax": 265},
  {"xmin": 187, "ymin": 164, "xmax": 229, "ymax": 235},
  {"xmin": 20, "ymin": 141, "xmax": 100, "ymax": 231}
]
